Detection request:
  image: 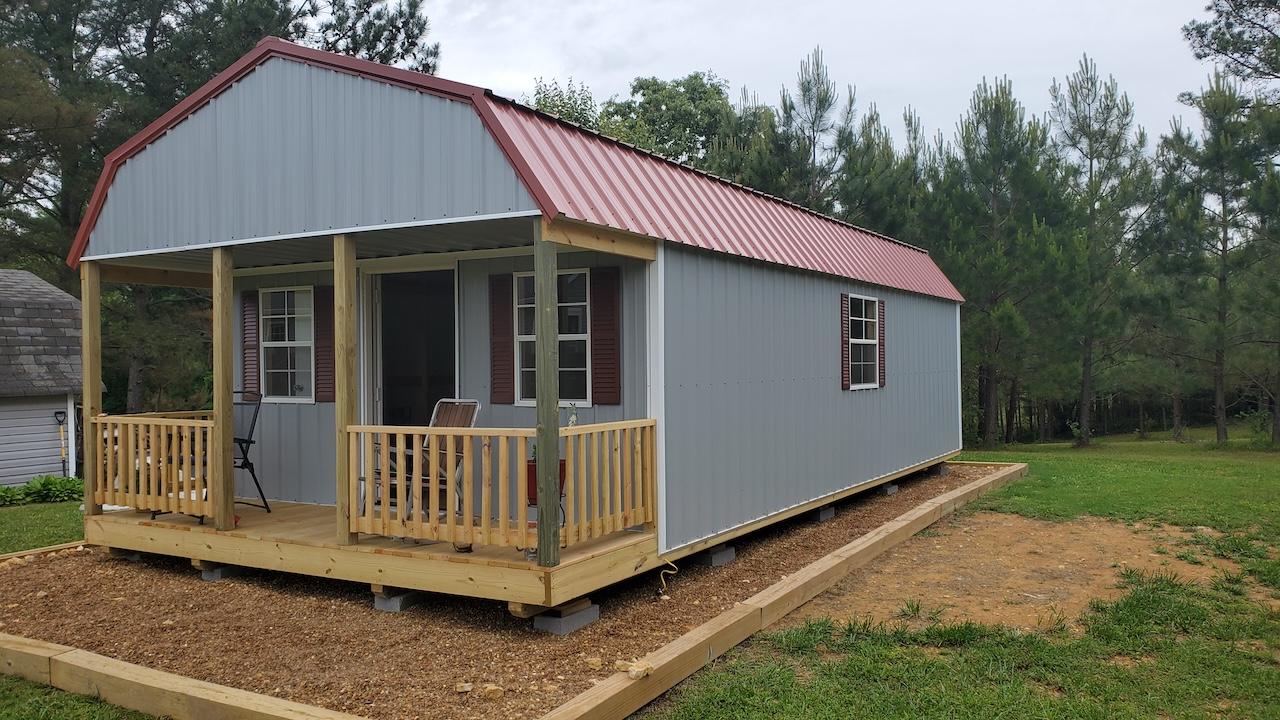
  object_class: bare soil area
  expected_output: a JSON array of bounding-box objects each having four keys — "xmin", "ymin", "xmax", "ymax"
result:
[
  {"xmin": 0, "ymin": 464, "xmax": 996, "ymax": 720},
  {"xmin": 786, "ymin": 511, "xmax": 1242, "ymax": 633}
]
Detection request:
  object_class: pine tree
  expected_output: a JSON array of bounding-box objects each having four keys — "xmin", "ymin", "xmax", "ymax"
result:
[
  {"xmin": 922, "ymin": 78, "xmax": 1068, "ymax": 446},
  {"xmin": 1159, "ymin": 73, "xmax": 1273, "ymax": 443},
  {"xmin": 1048, "ymin": 55, "xmax": 1153, "ymax": 445}
]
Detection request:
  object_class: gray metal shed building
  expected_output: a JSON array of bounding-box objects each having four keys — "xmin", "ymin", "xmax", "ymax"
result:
[
  {"xmin": 66, "ymin": 39, "xmax": 963, "ymax": 602},
  {"xmin": 0, "ymin": 270, "xmax": 81, "ymax": 485}
]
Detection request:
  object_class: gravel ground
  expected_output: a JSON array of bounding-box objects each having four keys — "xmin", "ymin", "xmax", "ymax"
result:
[{"xmin": 0, "ymin": 464, "xmax": 997, "ymax": 720}]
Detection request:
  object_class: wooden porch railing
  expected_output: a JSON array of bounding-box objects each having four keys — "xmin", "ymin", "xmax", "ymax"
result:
[
  {"xmin": 89, "ymin": 413, "xmax": 215, "ymax": 516},
  {"xmin": 345, "ymin": 419, "xmax": 657, "ymax": 550}
]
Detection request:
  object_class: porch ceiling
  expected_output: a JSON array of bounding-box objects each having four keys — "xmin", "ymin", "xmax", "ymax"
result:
[{"xmin": 100, "ymin": 216, "xmax": 536, "ymax": 272}]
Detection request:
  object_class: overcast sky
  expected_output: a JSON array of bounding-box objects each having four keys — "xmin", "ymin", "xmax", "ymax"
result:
[{"xmin": 431, "ymin": 0, "xmax": 1217, "ymax": 148}]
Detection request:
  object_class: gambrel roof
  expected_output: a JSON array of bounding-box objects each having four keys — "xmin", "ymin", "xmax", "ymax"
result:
[{"xmin": 68, "ymin": 37, "xmax": 962, "ymax": 302}]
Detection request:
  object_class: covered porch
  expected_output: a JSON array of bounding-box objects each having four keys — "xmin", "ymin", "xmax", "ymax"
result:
[{"xmin": 78, "ymin": 215, "xmax": 663, "ymax": 606}]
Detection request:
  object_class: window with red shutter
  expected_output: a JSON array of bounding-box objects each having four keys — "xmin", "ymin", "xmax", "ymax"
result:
[{"xmin": 845, "ymin": 293, "xmax": 880, "ymax": 391}]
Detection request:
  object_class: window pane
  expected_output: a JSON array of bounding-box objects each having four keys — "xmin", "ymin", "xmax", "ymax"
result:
[
  {"xmin": 293, "ymin": 290, "xmax": 311, "ymax": 313},
  {"xmin": 292, "ymin": 347, "xmax": 312, "ymax": 374},
  {"xmin": 265, "ymin": 346, "xmax": 291, "ymax": 370},
  {"xmin": 865, "ymin": 320, "xmax": 876, "ymax": 341},
  {"xmin": 518, "ymin": 340, "xmax": 536, "ymax": 371},
  {"xmin": 290, "ymin": 370, "xmax": 312, "ymax": 398},
  {"xmin": 266, "ymin": 292, "xmax": 287, "ymax": 314},
  {"xmin": 262, "ymin": 318, "xmax": 284, "ymax": 343},
  {"xmin": 517, "ymin": 307, "xmax": 535, "ymax": 336},
  {"xmin": 519, "ymin": 370, "xmax": 537, "ymax": 400},
  {"xmin": 560, "ymin": 369, "xmax": 588, "ymax": 401},
  {"xmin": 559, "ymin": 306, "xmax": 588, "ymax": 335},
  {"xmin": 293, "ymin": 316, "xmax": 312, "ymax": 343},
  {"xmin": 850, "ymin": 318, "xmax": 865, "ymax": 340},
  {"xmin": 517, "ymin": 276, "xmax": 535, "ymax": 305},
  {"xmin": 265, "ymin": 371, "xmax": 290, "ymax": 397},
  {"xmin": 558, "ymin": 272, "xmax": 587, "ymax": 303},
  {"xmin": 560, "ymin": 339, "xmax": 587, "ymax": 369}
]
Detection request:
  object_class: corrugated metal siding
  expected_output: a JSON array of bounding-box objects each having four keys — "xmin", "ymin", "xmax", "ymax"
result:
[
  {"xmin": 661, "ymin": 246, "xmax": 961, "ymax": 553},
  {"xmin": 457, "ymin": 252, "xmax": 648, "ymax": 427},
  {"xmin": 0, "ymin": 395, "xmax": 69, "ymax": 485},
  {"xmin": 234, "ymin": 271, "xmax": 336, "ymax": 504},
  {"xmin": 86, "ymin": 57, "xmax": 536, "ymax": 259},
  {"xmin": 484, "ymin": 99, "xmax": 963, "ymax": 302}
]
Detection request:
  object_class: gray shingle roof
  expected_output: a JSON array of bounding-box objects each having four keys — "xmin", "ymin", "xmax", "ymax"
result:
[{"xmin": 0, "ymin": 270, "xmax": 82, "ymax": 398}]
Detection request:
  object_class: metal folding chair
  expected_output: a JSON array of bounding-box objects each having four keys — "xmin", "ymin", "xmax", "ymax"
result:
[{"xmin": 234, "ymin": 391, "xmax": 270, "ymax": 512}]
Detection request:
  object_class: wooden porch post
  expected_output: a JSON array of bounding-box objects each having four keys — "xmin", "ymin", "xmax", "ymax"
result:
[
  {"xmin": 80, "ymin": 261, "xmax": 102, "ymax": 516},
  {"xmin": 211, "ymin": 248, "xmax": 235, "ymax": 530},
  {"xmin": 535, "ymin": 219, "xmax": 561, "ymax": 567},
  {"xmin": 333, "ymin": 234, "xmax": 358, "ymax": 545}
]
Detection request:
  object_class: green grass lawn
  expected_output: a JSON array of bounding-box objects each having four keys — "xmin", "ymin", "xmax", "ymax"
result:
[
  {"xmin": 0, "ymin": 501, "xmax": 84, "ymax": 555},
  {"xmin": 647, "ymin": 430, "xmax": 1280, "ymax": 720},
  {"xmin": 0, "ymin": 675, "xmax": 149, "ymax": 720}
]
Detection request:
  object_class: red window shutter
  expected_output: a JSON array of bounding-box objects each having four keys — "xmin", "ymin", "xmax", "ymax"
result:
[
  {"xmin": 878, "ymin": 299, "xmax": 886, "ymax": 388},
  {"xmin": 590, "ymin": 267, "xmax": 622, "ymax": 405},
  {"xmin": 313, "ymin": 285, "xmax": 335, "ymax": 402},
  {"xmin": 840, "ymin": 293, "xmax": 851, "ymax": 391},
  {"xmin": 489, "ymin": 274, "xmax": 515, "ymax": 405},
  {"xmin": 241, "ymin": 290, "xmax": 260, "ymax": 395}
]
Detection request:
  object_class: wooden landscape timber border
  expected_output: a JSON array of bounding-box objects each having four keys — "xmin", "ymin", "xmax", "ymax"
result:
[
  {"xmin": 539, "ymin": 461, "xmax": 1029, "ymax": 720},
  {"xmin": 0, "ymin": 541, "xmax": 85, "ymax": 563},
  {"xmin": 0, "ymin": 632, "xmax": 368, "ymax": 720}
]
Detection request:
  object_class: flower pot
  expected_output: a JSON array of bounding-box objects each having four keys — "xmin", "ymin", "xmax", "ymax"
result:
[{"xmin": 525, "ymin": 459, "xmax": 566, "ymax": 504}]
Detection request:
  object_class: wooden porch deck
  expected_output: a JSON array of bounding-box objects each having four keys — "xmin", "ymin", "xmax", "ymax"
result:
[{"xmin": 84, "ymin": 501, "xmax": 663, "ymax": 606}]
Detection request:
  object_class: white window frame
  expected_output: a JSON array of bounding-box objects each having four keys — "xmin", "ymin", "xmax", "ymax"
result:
[
  {"xmin": 513, "ymin": 269, "xmax": 592, "ymax": 408},
  {"xmin": 848, "ymin": 292, "xmax": 879, "ymax": 391},
  {"xmin": 258, "ymin": 285, "xmax": 317, "ymax": 404}
]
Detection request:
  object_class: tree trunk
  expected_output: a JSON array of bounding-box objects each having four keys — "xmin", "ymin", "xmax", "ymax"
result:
[
  {"xmin": 1137, "ymin": 401, "xmax": 1148, "ymax": 440},
  {"xmin": 1272, "ymin": 392, "xmax": 1280, "ymax": 445},
  {"xmin": 1076, "ymin": 336, "xmax": 1095, "ymax": 446},
  {"xmin": 978, "ymin": 363, "xmax": 998, "ymax": 447},
  {"xmin": 125, "ymin": 287, "xmax": 150, "ymax": 413},
  {"xmin": 1171, "ymin": 391, "xmax": 1185, "ymax": 442},
  {"xmin": 1214, "ymin": 214, "xmax": 1229, "ymax": 445},
  {"xmin": 1004, "ymin": 376, "xmax": 1019, "ymax": 444}
]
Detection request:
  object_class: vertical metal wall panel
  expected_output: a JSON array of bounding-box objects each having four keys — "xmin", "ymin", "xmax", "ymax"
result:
[
  {"xmin": 661, "ymin": 246, "xmax": 961, "ymax": 553},
  {"xmin": 0, "ymin": 396, "xmax": 69, "ymax": 485},
  {"xmin": 456, "ymin": 252, "xmax": 648, "ymax": 427},
  {"xmin": 233, "ymin": 271, "xmax": 337, "ymax": 505},
  {"xmin": 85, "ymin": 57, "xmax": 537, "ymax": 259}
]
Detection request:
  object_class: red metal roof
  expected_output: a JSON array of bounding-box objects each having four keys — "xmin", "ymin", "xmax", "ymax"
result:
[{"xmin": 67, "ymin": 38, "xmax": 963, "ymax": 303}]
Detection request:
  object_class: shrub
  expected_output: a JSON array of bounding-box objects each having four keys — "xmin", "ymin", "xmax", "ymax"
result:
[
  {"xmin": 0, "ymin": 485, "xmax": 27, "ymax": 506},
  {"xmin": 24, "ymin": 475, "xmax": 83, "ymax": 503}
]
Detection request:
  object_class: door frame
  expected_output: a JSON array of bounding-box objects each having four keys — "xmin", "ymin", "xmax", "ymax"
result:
[{"xmin": 359, "ymin": 261, "xmax": 460, "ymax": 425}]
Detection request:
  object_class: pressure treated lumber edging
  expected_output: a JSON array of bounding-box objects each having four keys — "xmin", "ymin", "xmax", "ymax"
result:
[
  {"xmin": 0, "ymin": 541, "xmax": 86, "ymax": 563},
  {"xmin": 539, "ymin": 462, "xmax": 1029, "ymax": 720},
  {"xmin": 0, "ymin": 632, "xmax": 368, "ymax": 720}
]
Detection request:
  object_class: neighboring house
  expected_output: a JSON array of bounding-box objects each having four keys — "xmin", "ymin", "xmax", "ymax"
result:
[
  {"xmin": 0, "ymin": 270, "xmax": 81, "ymax": 485},
  {"xmin": 66, "ymin": 38, "xmax": 963, "ymax": 615}
]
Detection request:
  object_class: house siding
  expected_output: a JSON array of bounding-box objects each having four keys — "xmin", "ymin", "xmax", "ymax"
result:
[
  {"xmin": 660, "ymin": 245, "xmax": 961, "ymax": 553},
  {"xmin": 0, "ymin": 395, "xmax": 70, "ymax": 485},
  {"xmin": 86, "ymin": 56, "xmax": 536, "ymax": 260},
  {"xmin": 233, "ymin": 271, "xmax": 337, "ymax": 505}
]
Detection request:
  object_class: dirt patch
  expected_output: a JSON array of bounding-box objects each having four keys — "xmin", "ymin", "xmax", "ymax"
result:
[
  {"xmin": 786, "ymin": 512, "xmax": 1239, "ymax": 633},
  {"xmin": 0, "ymin": 463, "xmax": 997, "ymax": 720}
]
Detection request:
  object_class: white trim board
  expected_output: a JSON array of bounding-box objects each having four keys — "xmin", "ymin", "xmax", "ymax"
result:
[{"xmin": 82, "ymin": 210, "xmax": 543, "ymax": 263}]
